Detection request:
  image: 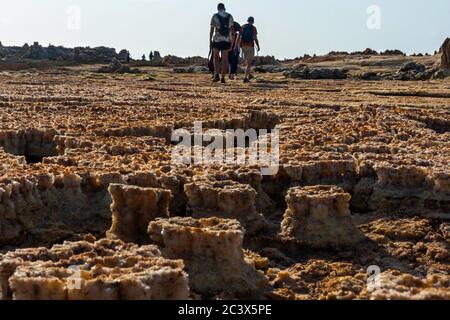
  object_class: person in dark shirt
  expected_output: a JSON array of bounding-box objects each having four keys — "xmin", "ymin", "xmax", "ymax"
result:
[{"xmin": 228, "ymin": 21, "xmax": 241, "ymax": 80}]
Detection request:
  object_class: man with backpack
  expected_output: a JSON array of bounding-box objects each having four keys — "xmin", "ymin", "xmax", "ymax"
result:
[
  {"xmin": 210, "ymin": 3, "xmax": 235, "ymax": 83},
  {"xmin": 236, "ymin": 16, "xmax": 260, "ymax": 83}
]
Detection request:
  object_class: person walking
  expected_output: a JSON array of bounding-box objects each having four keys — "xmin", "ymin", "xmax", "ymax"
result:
[
  {"xmin": 228, "ymin": 21, "xmax": 241, "ymax": 80},
  {"xmin": 237, "ymin": 16, "xmax": 260, "ymax": 83},
  {"xmin": 209, "ymin": 3, "xmax": 235, "ymax": 83}
]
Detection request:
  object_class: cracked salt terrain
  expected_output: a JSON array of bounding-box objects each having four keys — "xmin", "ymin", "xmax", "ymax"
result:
[{"xmin": 0, "ymin": 53, "xmax": 449, "ymax": 300}]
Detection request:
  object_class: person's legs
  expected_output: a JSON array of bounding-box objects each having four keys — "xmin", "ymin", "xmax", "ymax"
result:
[
  {"xmin": 245, "ymin": 59, "xmax": 252, "ymax": 79},
  {"xmin": 229, "ymin": 49, "xmax": 239, "ymax": 79},
  {"xmin": 228, "ymin": 51, "xmax": 234, "ymax": 79},
  {"xmin": 242, "ymin": 47, "xmax": 255, "ymax": 82},
  {"xmin": 213, "ymin": 48, "xmax": 221, "ymax": 81},
  {"xmin": 221, "ymin": 50, "xmax": 229, "ymax": 81}
]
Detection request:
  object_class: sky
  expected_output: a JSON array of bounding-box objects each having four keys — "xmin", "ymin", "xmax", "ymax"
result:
[{"xmin": 0, "ymin": 0, "xmax": 449, "ymax": 59}]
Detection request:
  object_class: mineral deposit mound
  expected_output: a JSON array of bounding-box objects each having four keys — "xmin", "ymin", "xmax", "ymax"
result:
[{"xmin": 0, "ymin": 48, "xmax": 449, "ymax": 300}]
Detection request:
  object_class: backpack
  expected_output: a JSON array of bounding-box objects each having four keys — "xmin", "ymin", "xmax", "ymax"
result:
[
  {"xmin": 233, "ymin": 22, "xmax": 241, "ymax": 35},
  {"xmin": 216, "ymin": 13, "xmax": 231, "ymax": 37},
  {"xmin": 208, "ymin": 51, "xmax": 215, "ymax": 73},
  {"xmin": 241, "ymin": 24, "xmax": 254, "ymax": 43}
]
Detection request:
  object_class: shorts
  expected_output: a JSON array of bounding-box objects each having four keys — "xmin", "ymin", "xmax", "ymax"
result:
[
  {"xmin": 212, "ymin": 41, "xmax": 231, "ymax": 51},
  {"xmin": 242, "ymin": 46, "xmax": 255, "ymax": 61}
]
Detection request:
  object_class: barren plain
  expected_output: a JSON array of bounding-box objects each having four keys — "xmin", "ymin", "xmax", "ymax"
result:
[{"xmin": 0, "ymin": 54, "xmax": 449, "ymax": 300}]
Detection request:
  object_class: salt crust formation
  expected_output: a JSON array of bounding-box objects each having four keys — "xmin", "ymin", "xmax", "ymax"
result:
[
  {"xmin": 0, "ymin": 238, "xmax": 189, "ymax": 300},
  {"xmin": 280, "ymin": 186, "xmax": 365, "ymax": 248},
  {"xmin": 266, "ymin": 260, "xmax": 449, "ymax": 300},
  {"xmin": 106, "ymin": 184, "xmax": 172, "ymax": 244},
  {"xmin": 368, "ymin": 270, "xmax": 450, "ymax": 300},
  {"xmin": 0, "ymin": 168, "xmax": 191, "ymax": 247},
  {"xmin": 148, "ymin": 217, "xmax": 268, "ymax": 298},
  {"xmin": 184, "ymin": 177, "xmax": 267, "ymax": 234}
]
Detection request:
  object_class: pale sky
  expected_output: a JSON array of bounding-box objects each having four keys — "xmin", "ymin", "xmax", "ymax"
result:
[{"xmin": 0, "ymin": 0, "xmax": 449, "ymax": 59}]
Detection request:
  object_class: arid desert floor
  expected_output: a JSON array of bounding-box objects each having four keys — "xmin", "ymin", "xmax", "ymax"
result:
[{"xmin": 0, "ymin": 58, "xmax": 449, "ymax": 300}]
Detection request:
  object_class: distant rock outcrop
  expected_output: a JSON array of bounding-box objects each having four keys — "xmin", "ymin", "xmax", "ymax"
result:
[
  {"xmin": 327, "ymin": 51, "xmax": 350, "ymax": 56},
  {"xmin": 373, "ymin": 62, "xmax": 435, "ymax": 81},
  {"xmin": 327, "ymin": 49, "xmax": 405, "ymax": 56},
  {"xmin": 153, "ymin": 51, "xmax": 162, "ymax": 62},
  {"xmin": 97, "ymin": 57, "xmax": 141, "ymax": 74},
  {"xmin": 358, "ymin": 48, "xmax": 378, "ymax": 55},
  {"xmin": 23, "ymin": 42, "xmax": 48, "ymax": 60},
  {"xmin": 0, "ymin": 42, "xmax": 121, "ymax": 64},
  {"xmin": 380, "ymin": 49, "xmax": 405, "ymax": 56},
  {"xmin": 253, "ymin": 55, "xmax": 278, "ymax": 66},
  {"xmin": 73, "ymin": 46, "xmax": 117, "ymax": 63},
  {"xmin": 399, "ymin": 61, "xmax": 426, "ymax": 73},
  {"xmin": 359, "ymin": 61, "xmax": 446, "ymax": 81},
  {"xmin": 393, "ymin": 62, "xmax": 438, "ymax": 80},
  {"xmin": 162, "ymin": 55, "xmax": 208, "ymax": 66},
  {"xmin": 284, "ymin": 66, "xmax": 348, "ymax": 80},
  {"xmin": 117, "ymin": 49, "xmax": 130, "ymax": 62},
  {"xmin": 440, "ymin": 38, "xmax": 450, "ymax": 69}
]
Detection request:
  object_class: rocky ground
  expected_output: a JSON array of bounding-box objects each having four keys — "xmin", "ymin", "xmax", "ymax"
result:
[{"xmin": 0, "ymin": 54, "xmax": 448, "ymax": 300}]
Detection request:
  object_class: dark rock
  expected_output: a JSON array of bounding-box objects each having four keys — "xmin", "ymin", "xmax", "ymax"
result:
[
  {"xmin": 71, "ymin": 46, "xmax": 117, "ymax": 63},
  {"xmin": 173, "ymin": 66, "xmax": 209, "ymax": 73},
  {"xmin": 399, "ymin": 62, "xmax": 426, "ymax": 73},
  {"xmin": 327, "ymin": 51, "xmax": 350, "ymax": 56},
  {"xmin": 97, "ymin": 57, "xmax": 141, "ymax": 74},
  {"xmin": 360, "ymin": 72, "xmax": 381, "ymax": 81},
  {"xmin": 162, "ymin": 55, "xmax": 208, "ymax": 66},
  {"xmin": 284, "ymin": 68, "xmax": 309, "ymax": 79},
  {"xmin": 0, "ymin": 42, "xmax": 120, "ymax": 64},
  {"xmin": 389, "ymin": 62, "xmax": 438, "ymax": 81},
  {"xmin": 302, "ymin": 54, "xmax": 311, "ymax": 60},
  {"xmin": 253, "ymin": 56, "xmax": 278, "ymax": 66},
  {"xmin": 361, "ymin": 48, "xmax": 378, "ymax": 55},
  {"xmin": 117, "ymin": 49, "xmax": 130, "ymax": 62},
  {"xmin": 22, "ymin": 42, "xmax": 48, "ymax": 60},
  {"xmin": 254, "ymin": 65, "xmax": 288, "ymax": 73},
  {"xmin": 440, "ymin": 38, "xmax": 450, "ymax": 69},
  {"xmin": 284, "ymin": 66, "xmax": 348, "ymax": 80},
  {"xmin": 380, "ymin": 49, "xmax": 406, "ymax": 56},
  {"xmin": 432, "ymin": 69, "xmax": 450, "ymax": 79},
  {"xmin": 46, "ymin": 45, "xmax": 70, "ymax": 60},
  {"xmin": 350, "ymin": 48, "xmax": 378, "ymax": 56},
  {"xmin": 153, "ymin": 51, "xmax": 162, "ymax": 61}
]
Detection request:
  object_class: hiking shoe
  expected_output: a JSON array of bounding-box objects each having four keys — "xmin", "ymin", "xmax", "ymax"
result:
[
  {"xmin": 243, "ymin": 78, "xmax": 250, "ymax": 83},
  {"xmin": 221, "ymin": 78, "xmax": 226, "ymax": 84},
  {"xmin": 213, "ymin": 74, "xmax": 220, "ymax": 82}
]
